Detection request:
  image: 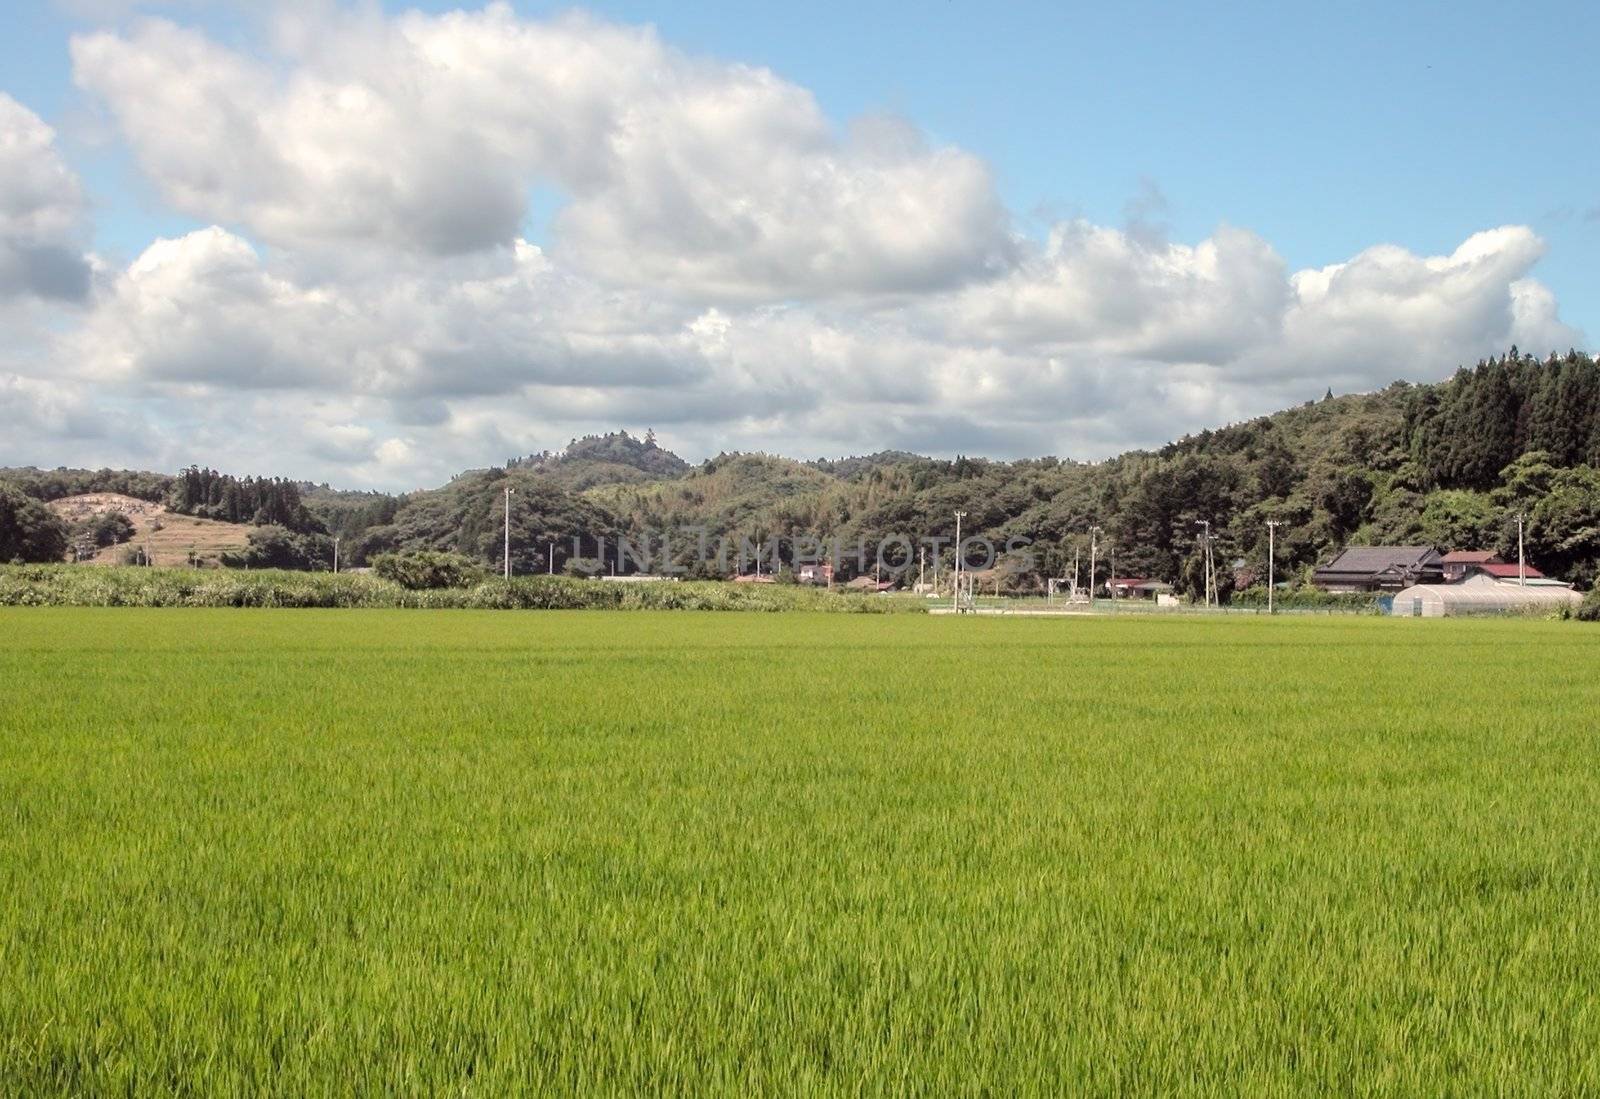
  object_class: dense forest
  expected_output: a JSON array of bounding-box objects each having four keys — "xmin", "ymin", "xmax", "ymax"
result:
[{"xmin": 7, "ymin": 353, "xmax": 1600, "ymax": 593}]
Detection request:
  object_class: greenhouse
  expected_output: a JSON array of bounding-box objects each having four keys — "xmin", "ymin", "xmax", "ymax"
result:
[{"xmin": 1390, "ymin": 575, "xmax": 1582, "ymax": 617}]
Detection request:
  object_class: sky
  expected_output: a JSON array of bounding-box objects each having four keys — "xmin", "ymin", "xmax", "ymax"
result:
[{"xmin": 1, "ymin": 1, "xmax": 1595, "ymax": 490}]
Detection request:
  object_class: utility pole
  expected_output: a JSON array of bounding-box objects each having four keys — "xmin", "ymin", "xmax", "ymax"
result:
[
  {"xmin": 1196, "ymin": 520, "xmax": 1212, "ymax": 607},
  {"xmin": 953, "ymin": 511, "xmax": 967, "ymax": 612},
  {"xmin": 333, "ymin": 536, "xmax": 340, "ymax": 575},
  {"xmin": 503, "ymin": 485, "xmax": 514, "ymax": 579},
  {"xmin": 548, "ymin": 543, "xmax": 554, "ymax": 575},
  {"xmin": 755, "ymin": 540, "xmax": 763, "ymax": 579},
  {"xmin": 1109, "ymin": 543, "xmax": 1116, "ymax": 609},
  {"xmin": 919, "ymin": 545, "xmax": 926, "ymax": 591},
  {"xmin": 1266, "ymin": 520, "xmax": 1279, "ymax": 615},
  {"xmin": 1516, "ymin": 514, "xmax": 1526, "ymax": 586},
  {"xmin": 1072, "ymin": 543, "xmax": 1081, "ymax": 599},
  {"xmin": 1089, "ymin": 525, "xmax": 1101, "ymax": 606}
]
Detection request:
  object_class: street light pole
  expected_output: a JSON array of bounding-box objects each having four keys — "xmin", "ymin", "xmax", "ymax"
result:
[
  {"xmin": 1089, "ymin": 525, "xmax": 1101, "ymax": 607},
  {"xmin": 1516, "ymin": 514, "xmax": 1526, "ymax": 586},
  {"xmin": 503, "ymin": 485, "xmax": 514, "ymax": 579},
  {"xmin": 1266, "ymin": 520, "xmax": 1279, "ymax": 615},
  {"xmin": 1109, "ymin": 543, "xmax": 1116, "ymax": 609},
  {"xmin": 953, "ymin": 511, "xmax": 967, "ymax": 612}
]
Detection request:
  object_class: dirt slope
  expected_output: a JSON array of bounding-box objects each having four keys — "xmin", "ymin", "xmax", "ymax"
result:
[{"xmin": 47, "ymin": 493, "xmax": 251, "ymax": 567}]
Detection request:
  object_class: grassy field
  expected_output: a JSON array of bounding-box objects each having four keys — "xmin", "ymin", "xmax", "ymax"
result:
[{"xmin": 2, "ymin": 610, "xmax": 1598, "ymax": 1094}]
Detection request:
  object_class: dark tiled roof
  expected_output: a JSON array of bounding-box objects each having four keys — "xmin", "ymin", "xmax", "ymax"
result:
[{"xmin": 1318, "ymin": 546, "xmax": 1439, "ymax": 574}]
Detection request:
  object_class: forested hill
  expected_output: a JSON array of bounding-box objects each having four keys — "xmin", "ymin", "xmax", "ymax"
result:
[
  {"xmin": 7, "ymin": 350, "xmax": 1600, "ymax": 592},
  {"xmin": 507, "ymin": 429, "xmax": 690, "ymax": 491}
]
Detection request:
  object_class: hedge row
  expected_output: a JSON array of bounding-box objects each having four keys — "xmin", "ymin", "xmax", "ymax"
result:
[{"xmin": 0, "ymin": 566, "xmax": 918, "ymax": 613}]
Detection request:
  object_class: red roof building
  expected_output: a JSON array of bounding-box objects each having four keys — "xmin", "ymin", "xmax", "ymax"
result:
[
  {"xmin": 1441, "ymin": 550, "xmax": 1502, "ymax": 581},
  {"xmin": 1470, "ymin": 562, "xmax": 1544, "ymax": 580}
]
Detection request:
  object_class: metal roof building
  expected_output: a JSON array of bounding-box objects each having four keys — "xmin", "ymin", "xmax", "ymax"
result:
[{"xmin": 1390, "ymin": 575, "xmax": 1581, "ymax": 617}]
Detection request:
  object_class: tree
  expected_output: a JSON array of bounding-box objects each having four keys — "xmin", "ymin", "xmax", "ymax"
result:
[
  {"xmin": 0, "ymin": 483, "xmax": 69, "ymax": 562},
  {"xmin": 371, "ymin": 550, "xmax": 486, "ymax": 590}
]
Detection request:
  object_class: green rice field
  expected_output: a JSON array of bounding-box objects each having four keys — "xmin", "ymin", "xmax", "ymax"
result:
[{"xmin": 2, "ymin": 609, "xmax": 1598, "ymax": 1094}]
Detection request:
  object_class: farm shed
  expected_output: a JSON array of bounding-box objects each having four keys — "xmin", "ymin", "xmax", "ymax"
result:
[{"xmin": 1390, "ymin": 576, "xmax": 1581, "ymax": 617}]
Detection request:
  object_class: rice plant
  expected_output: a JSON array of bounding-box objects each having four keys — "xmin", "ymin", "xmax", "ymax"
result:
[{"xmin": 2, "ymin": 609, "xmax": 1597, "ymax": 1094}]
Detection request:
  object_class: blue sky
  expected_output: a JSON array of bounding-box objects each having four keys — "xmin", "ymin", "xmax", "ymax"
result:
[
  {"xmin": 1, "ymin": 1, "xmax": 1594, "ymax": 486},
  {"xmin": 8, "ymin": 0, "xmax": 1595, "ymax": 330}
]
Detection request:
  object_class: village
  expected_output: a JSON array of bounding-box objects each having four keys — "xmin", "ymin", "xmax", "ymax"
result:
[{"xmin": 711, "ymin": 541, "xmax": 1585, "ymax": 617}]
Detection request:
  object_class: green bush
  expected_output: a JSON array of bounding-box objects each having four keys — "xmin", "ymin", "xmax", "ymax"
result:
[
  {"xmin": 1230, "ymin": 585, "xmax": 1382, "ymax": 612},
  {"xmin": 0, "ymin": 566, "xmax": 922, "ymax": 613},
  {"xmin": 73, "ymin": 511, "xmax": 136, "ymax": 549},
  {"xmin": 0, "ymin": 483, "xmax": 69, "ymax": 563},
  {"xmin": 371, "ymin": 550, "xmax": 487, "ymax": 590},
  {"xmin": 1576, "ymin": 588, "xmax": 1600, "ymax": 622}
]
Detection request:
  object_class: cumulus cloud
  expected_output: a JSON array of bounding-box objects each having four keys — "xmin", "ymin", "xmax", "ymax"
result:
[
  {"xmin": 0, "ymin": 94, "xmax": 93, "ymax": 302},
  {"xmin": 1273, "ymin": 226, "xmax": 1579, "ymax": 389},
  {"xmin": 0, "ymin": 5, "xmax": 1579, "ymax": 489},
  {"xmin": 70, "ymin": 6, "xmax": 1012, "ymax": 297},
  {"xmin": 24, "ymin": 214, "xmax": 1573, "ymax": 488}
]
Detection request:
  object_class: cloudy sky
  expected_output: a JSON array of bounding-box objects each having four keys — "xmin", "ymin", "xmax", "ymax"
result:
[{"xmin": 1, "ymin": 1, "xmax": 1594, "ymax": 490}]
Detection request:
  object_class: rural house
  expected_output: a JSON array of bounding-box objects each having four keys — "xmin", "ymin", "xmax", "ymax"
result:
[
  {"xmin": 1311, "ymin": 546, "xmax": 1443, "ymax": 593},
  {"xmin": 1440, "ymin": 550, "xmax": 1502, "ymax": 582},
  {"xmin": 796, "ymin": 562, "xmax": 834, "ymax": 586},
  {"xmin": 1106, "ymin": 577, "xmax": 1174, "ymax": 599}
]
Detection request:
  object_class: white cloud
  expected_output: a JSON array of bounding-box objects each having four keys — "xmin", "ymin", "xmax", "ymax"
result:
[
  {"xmin": 0, "ymin": 6, "xmax": 1579, "ymax": 489},
  {"xmin": 24, "ymin": 215, "xmax": 1573, "ymax": 489},
  {"xmin": 71, "ymin": 6, "xmax": 1012, "ymax": 297},
  {"xmin": 1273, "ymin": 226, "xmax": 1579, "ymax": 389},
  {"xmin": 0, "ymin": 94, "xmax": 93, "ymax": 302}
]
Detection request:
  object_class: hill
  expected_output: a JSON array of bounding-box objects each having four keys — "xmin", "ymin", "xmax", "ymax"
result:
[
  {"xmin": 7, "ymin": 348, "xmax": 1600, "ymax": 591},
  {"xmin": 46, "ymin": 493, "xmax": 251, "ymax": 567},
  {"xmin": 509, "ymin": 430, "xmax": 691, "ymax": 491}
]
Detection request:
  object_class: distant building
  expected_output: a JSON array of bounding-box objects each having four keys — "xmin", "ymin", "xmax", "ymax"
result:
[
  {"xmin": 1466, "ymin": 562, "xmax": 1546, "ymax": 582},
  {"xmin": 730, "ymin": 573, "xmax": 776, "ymax": 584},
  {"xmin": 796, "ymin": 562, "xmax": 834, "ymax": 586},
  {"xmin": 1312, "ymin": 546, "xmax": 1443, "ymax": 593},
  {"xmin": 1440, "ymin": 550, "xmax": 1502, "ymax": 582},
  {"xmin": 1105, "ymin": 577, "xmax": 1174, "ymax": 599},
  {"xmin": 844, "ymin": 576, "xmax": 894, "ymax": 592}
]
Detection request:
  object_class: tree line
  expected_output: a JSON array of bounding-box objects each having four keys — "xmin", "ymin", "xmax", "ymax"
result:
[{"xmin": 7, "ymin": 355, "xmax": 1600, "ymax": 591}]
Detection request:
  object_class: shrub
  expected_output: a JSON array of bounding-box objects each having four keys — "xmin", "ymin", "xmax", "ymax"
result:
[
  {"xmin": 0, "ymin": 566, "xmax": 923, "ymax": 613},
  {"xmin": 1577, "ymin": 588, "xmax": 1600, "ymax": 622},
  {"xmin": 1230, "ymin": 584, "xmax": 1382, "ymax": 612},
  {"xmin": 371, "ymin": 550, "xmax": 488, "ymax": 590},
  {"xmin": 0, "ymin": 483, "xmax": 69, "ymax": 563}
]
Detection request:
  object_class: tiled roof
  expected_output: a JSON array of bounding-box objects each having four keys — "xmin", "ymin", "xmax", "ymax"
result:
[
  {"xmin": 1474, "ymin": 562, "xmax": 1545, "ymax": 579},
  {"xmin": 1317, "ymin": 546, "xmax": 1439, "ymax": 573}
]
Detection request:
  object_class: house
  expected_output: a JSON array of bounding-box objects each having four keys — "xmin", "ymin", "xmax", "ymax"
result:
[
  {"xmin": 1312, "ymin": 546, "xmax": 1443, "ymax": 592},
  {"xmin": 796, "ymin": 562, "xmax": 834, "ymax": 586},
  {"xmin": 1465, "ymin": 562, "xmax": 1548, "ymax": 583},
  {"xmin": 730, "ymin": 573, "xmax": 776, "ymax": 584},
  {"xmin": 1440, "ymin": 550, "xmax": 1502, "ymax": 582},
  {"xmin": 1105, "ymin": 577, "xmax": 1174, "ymax": 599},
  {"xmin": 844, "ymin": 576, "xmax": 895, "ymax": 592}
]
